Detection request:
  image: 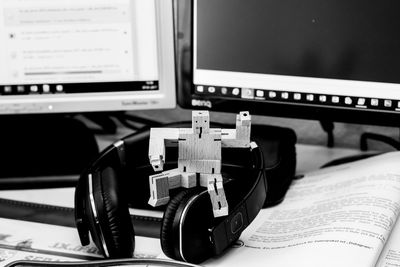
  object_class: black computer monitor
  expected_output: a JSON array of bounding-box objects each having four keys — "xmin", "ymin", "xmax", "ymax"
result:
[
  {"xmin": 0, "ymin": 0, "xmax": 175, "ymax": 114},
  {"xmin": 179, "ymin": 0, "xmax": 400, "ymax": 126}
]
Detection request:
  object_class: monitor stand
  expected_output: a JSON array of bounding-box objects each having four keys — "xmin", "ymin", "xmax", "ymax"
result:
[{"xmin": 0, "ymin": 114, "xmax": 99, "ymax": 188}]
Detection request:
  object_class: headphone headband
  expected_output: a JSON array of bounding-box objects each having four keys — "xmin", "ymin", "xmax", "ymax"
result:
[{"xmin": 176, "ymin": 144, "xmax": 266, "ymax": 259}]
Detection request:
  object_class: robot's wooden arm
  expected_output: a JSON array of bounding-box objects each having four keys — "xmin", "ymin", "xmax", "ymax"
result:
[
  {"xmin": 221, "ymin": 111, "xmax": 252, "ymax": 148},
  {"xmin": 148, "ymin": 128, "xmax": 180, "ymax": 172}
]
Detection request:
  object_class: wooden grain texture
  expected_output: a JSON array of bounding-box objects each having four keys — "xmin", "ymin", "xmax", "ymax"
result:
[
  {"xmin": 221, "ymin": 111, "xmax": 251, "ymax": 148},
  {"xmin": 147, "ymin": 110, "xmax": 251, "ymax": 217},
  {"xmin": 148, "ymin": 128, "xmax": 179, "ymax": 172},
  {"xmin": 206, "ymin": 173, "xmax": 228, "ymax": 217},
  {"xmin": 148, "ymin": 172, "xmax": 170, "ymax": 206}
]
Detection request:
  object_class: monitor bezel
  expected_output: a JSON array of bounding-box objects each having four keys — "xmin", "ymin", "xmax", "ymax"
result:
[{"xmin": 177, "ymin": 0, "xmax": 400, "ymax": 127}]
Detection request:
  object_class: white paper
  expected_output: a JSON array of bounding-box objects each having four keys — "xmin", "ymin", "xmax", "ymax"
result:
[
  {"xmin": 205, "ymin": 152, "xmax": 400, "ymax": 267},
  {"xmin": 376, "ymin": 212, "xmax": 400, "ymax": 266},
  {"xmin": 0, "ymin": 218, "xmax": 163, "ymax": 266}
]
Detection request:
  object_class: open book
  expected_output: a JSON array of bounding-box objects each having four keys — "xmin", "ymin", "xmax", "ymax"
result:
[{"xmin": 204, "ymin": 151, "xmax": 400, "ymax": 267}]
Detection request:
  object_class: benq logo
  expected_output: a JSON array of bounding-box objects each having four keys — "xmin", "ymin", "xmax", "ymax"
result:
[{"xmin": 191, "ymin": 99, "xmax": 212, "ymax": 108}]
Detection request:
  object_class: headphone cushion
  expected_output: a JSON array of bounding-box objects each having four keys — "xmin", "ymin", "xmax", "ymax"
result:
[
  {"xmin": 99, "ymin": 167, "xmax": 135, "ymax": 258},
  {"xmin": 160, "ymin": 188, "xmax": 197, "ymax": 259}
]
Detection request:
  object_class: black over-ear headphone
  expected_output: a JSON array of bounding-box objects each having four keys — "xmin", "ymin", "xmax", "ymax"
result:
[{"xmin": 75, "ymin": 131, "xmax": 267, "ymax": 264}]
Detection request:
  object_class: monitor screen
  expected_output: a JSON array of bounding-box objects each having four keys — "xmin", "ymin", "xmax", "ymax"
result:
[
  {"xmin": 0, "ymin": 0, "xmax": 175, "ymax": 114},
  {"xmin": 181, "ymin": 0, "xmax": 400, "ymax": 125}
]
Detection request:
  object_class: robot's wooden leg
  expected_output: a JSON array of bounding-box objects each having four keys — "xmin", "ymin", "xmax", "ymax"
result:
[{"xmin": 204, "ymin": 174, "xmax": 228, "ymax": 217}]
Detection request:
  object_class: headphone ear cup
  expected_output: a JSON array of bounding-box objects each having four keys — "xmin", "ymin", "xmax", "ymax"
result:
[
  {"xmin": 160, "ymin": 189, "xmax": 194, "ymax": 259},
  {"xmin": 94, "ymin": 166, "xmax": 135, "ymax": 258},
  {"xmin": 74, "ymin": 176, "xmax": 90, "ymax": 246},
  {"xmin": 161, "ymin": 187, "xmax": 214, "ymax": 264}
]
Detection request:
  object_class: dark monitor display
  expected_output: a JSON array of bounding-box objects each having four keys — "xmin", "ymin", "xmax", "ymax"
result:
[
  {"xmin": 0, "ymin": 0, "xmax": 176, "ymax": 114},
  {"xmin": 180, "ymin": 0, "xmax": 400, "ymax": 126}
]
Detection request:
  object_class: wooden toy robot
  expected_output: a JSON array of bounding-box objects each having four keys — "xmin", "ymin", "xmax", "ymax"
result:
[{"xmin": 148, "ymin": 111, "xmax": 251, "ymax": 217}]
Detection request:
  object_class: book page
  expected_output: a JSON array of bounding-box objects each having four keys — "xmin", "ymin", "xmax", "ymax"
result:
[
  {"xmin": 376, "ymin": 210, "xmax": 400, "ymax": 266},
  {"xmin": 205, "ymin": 152, "xmax": 400, "ymax": 267}
]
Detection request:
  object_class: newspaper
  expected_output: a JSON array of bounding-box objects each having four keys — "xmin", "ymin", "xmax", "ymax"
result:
[{"xmin": 0, "ymin": 218, "xmax": 163, "ymax": 266}]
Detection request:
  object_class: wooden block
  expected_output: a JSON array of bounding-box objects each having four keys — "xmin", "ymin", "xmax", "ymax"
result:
[
  {"xmin": 199, "ymin": 173, "xmax": 217, "ymax": 187},
  {"xmin": 206, "ymin": 174, "xmax": 228, "ymax": 217},
  {"xmin": 181, "ymin": 172, "xmax": 197, "ymax": 188},
  {"xmin": 148, "ymin": 172, "xmax": 170, "ymax": 206},
  {"xmin": 235, "ymin": 111, "xmax": 251, "ymax": 141},
  {"xmin": 163, "ymin": 168, "xmax": 182, "ymax": 189},
  {"xmin": 148, "ymin": 168, "xmax": 184, "ymax": 207},
  {"xmin": 221, "ymin": 111, "xmax": 252, "ymax": 148},
  {"xmin": 192, "ymin": 110, "xmax": 210, "ymax": 134},
  {"xmin": 221, "ymin": 139, "xmax": 251, "ymax": 148},
  {"xmin": 148, "ymin": 128, "xmax": 180, "ymax": 171},
  {"xmin": 178, "ymin": 127, "xmax": 193, "ymax": 135},
  {"xmin": 178, "ymin": 133, "xmax": 221, "ymax": 161},
  {"xmin": 220, "ymin": 129, "xmax": 236, "ymax": 139},
  {"xmin": 148, "ymin": 110, "xmax": 252, "ymax": 218},
  {"xmin": 238, "ymin": 111, "xmax": 251, "ymax": 125},
  {"xmin": 221, "ymin": 129, "xmax": 251, "ymax": 147},
  {"xmin": 178, "ymin": 159, "xmax": 221, "ymax": 174}
]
